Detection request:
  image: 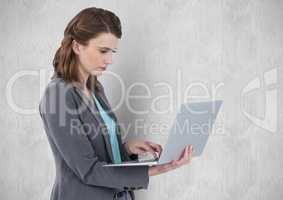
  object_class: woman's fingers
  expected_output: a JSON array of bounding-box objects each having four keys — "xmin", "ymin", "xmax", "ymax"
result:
[
  {"xmin": 134, "ymin": 148, "xmax": 147, "ymax": 155},
  {"xmin": 146, "ymin": 141, "xmax": 163, "ymax": 157},
  {"xmin": 175, "ymin": 145, "xmax": 193, "ymax": 165},
  {"xmin": 140, "ymin": 141, "xmax": 163, "ymax": 159},
  {"xmin": 184, "ymin": 145, "xmax": 193, "ymax": 164},
  {"xmin": 139, "ymin": 145, "xmax": 158, "ymax": 158}
]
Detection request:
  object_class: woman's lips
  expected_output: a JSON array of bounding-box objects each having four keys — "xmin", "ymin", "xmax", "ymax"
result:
[{"xmin": 95, "ymin": 67, "xmax": 106, "ymax": 71}]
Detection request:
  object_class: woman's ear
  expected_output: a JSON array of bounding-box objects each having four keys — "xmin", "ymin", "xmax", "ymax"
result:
[{"xmin": 72, "ymin": 40, "xmax": 81, "ymax": 55}]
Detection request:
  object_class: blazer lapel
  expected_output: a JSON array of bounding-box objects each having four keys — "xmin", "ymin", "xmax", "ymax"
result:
[{"xmin": 72, "ymin": 86, "xmax": 115, "ymax": 163}]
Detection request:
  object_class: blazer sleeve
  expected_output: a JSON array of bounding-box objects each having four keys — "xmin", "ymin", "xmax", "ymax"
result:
[{"xmin": 39, "ymin": 83, "xmax": 149, "ymax": 191}]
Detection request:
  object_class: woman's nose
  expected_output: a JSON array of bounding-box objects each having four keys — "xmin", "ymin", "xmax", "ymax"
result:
[{"xmin": 105, "ymin": 54, "xmax": 113, "ymax": 64}]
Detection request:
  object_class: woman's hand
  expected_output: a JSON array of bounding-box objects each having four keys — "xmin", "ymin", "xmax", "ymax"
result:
[
  {"xmin": 124, "ymin": 139, "xmax": 162, "ymax": 159},
  {"xmin": 148, "ymin": 145, "xmax": 193, "ymax": 176}
]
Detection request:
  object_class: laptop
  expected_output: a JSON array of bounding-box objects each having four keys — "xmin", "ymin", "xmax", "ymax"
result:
[{"xmin": 103, "ymin": 100, "xmax": 223, "ymax": 167}]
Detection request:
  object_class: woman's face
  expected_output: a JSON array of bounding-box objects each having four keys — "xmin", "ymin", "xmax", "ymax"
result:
[{"xmin": 73, "ymin": 33, "xmax": 119, "ymax": 78}]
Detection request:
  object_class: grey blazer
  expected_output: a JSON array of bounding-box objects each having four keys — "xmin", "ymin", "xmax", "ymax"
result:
[{"xmin": 39, "ymin": 77, "xmax": 149, "ymax": 200}]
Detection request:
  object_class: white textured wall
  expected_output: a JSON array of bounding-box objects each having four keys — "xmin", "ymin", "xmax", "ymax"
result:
[{"xmin": 1, "ymin": 0, "xmax": 283, "ymax": 199}]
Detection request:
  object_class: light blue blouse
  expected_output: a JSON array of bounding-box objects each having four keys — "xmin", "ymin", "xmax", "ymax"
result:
[{"xmin": 92, "ymin": 93, "xmax": 122, "ymax": 164}]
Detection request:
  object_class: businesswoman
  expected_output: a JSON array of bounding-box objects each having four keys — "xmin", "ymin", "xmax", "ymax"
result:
[{"xmin": 39, "ymin": 7, "xmax": 193, "ymax": 200}]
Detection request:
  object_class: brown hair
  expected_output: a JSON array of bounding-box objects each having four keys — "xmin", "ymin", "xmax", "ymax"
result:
[{"xmin": 52, "ymin": 7, "xmax": 122, "ymax": 92}]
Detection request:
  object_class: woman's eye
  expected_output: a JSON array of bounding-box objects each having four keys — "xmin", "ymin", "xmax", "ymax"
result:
[{"xmin": 100, "ymin": 50, "xmax": 108, "ymax": 54}]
